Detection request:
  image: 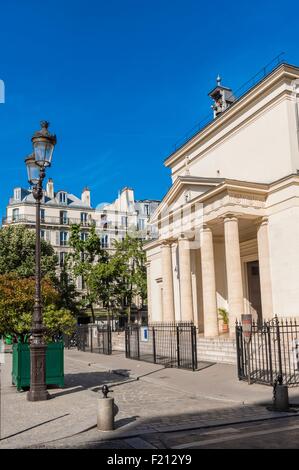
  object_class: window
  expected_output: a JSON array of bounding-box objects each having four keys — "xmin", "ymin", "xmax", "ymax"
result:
[
  {"xmin": 144, "ymin": 204, "xmax": 149, "ymax": 216},
  {"xmin": 14, "ymin": 188, "xmax": 21, "ymax": 201},
  {"xmin": 40, "ymin": 208, "xmax": 45, "ymax": 222},
  {"xmin": 41, "ymin": 230, "xmax": 45, "ymax": 240},
  {"xmin": 80, "ymin": 231, "xmax": 88, "ymax": 241},
  {"xmin": 60, "ymin": 210, "xmax": 68, "ymax": 225},
  {"xmin": 138, "ymin": 219, "xmax": 145, "ymax": 230},
  {"xmin": 81, "ymin": 212, "xmax": 88, "ymax": 225},
  {"xmin": 121, "ymin": 216, "xmax": 128, "ymax": 227},
  {"xmin": 12, "ymin": 208, "xmax": 19, "ymax": 222},
  {"xmin": 59, "ymin": 192, "xmax": 67, "ymax": 204},
  {"xmin": 101, "ymin": 234, "xmax": 108, "ymax": 248},
  {"xmin": 59, "ymin": 252, "xmax": 66, "ymax": 267},
  {"xmin": 60, "ymin": 231, "xmax": 68, "ymax": 246}
]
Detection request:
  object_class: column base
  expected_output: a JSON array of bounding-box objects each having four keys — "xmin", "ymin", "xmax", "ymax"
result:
[{"xmin": 27, "ymin": 389, "xmax": 50, "ymax": 402}]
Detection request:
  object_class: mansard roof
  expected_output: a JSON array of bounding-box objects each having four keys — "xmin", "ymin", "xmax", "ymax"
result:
[{"xmin": 9, "ymin": 187, "xmax": 92, "ymax": 209}]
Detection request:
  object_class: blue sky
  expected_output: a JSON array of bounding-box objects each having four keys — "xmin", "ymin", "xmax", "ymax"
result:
[{"xmin": 1, "ymin": 0, "xmax": 299, "ymax": 217}]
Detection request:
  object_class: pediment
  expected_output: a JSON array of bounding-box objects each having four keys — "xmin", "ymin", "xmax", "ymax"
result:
[{"xmin": 151, "ymin": 176, "xmax": 223, "ymax": 222}]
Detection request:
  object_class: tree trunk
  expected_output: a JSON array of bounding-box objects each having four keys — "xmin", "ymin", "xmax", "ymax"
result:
[{"xmin": 90, "ymin": 303, "xmax": 95, "ymax": 324}]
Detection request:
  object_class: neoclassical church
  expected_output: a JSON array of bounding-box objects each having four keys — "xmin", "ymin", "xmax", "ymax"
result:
[{"xmin": 145, "ymin": 62, "xmax": 299, "ymax": 339}]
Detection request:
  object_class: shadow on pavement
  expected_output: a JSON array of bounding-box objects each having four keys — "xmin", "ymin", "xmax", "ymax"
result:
[{"xmin": 50, "ymin": 371, "xmax": 129, "ymax": 398}]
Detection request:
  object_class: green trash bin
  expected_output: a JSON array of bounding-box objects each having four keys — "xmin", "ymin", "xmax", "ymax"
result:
[{"xmin": 12, "ymin": 341, "xmax": 64, "ymax": 391}]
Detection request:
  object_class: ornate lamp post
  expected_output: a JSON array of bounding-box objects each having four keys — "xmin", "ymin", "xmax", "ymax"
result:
[{"xmin": 25, "ymin": 121, "xmax": 56, "ymax": 402}]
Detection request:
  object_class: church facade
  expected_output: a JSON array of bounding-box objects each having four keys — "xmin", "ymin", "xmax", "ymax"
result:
[{"xmin": 145, "ymin": 63, "xmax": 299, "ymax": 337}]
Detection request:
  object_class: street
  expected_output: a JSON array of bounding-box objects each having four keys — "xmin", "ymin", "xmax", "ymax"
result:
[
  {"xmin": 33, "ymin": 415, "xmax": 299, "ymax": 449},
  {"xmin": 1, "ymin": 348, "xmax": 299, "ymax": 449}
]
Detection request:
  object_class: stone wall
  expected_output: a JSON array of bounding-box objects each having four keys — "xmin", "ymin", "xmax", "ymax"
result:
[{"xmin": 197, "ymin": 336, "xmax": 237, "ymax": 364}]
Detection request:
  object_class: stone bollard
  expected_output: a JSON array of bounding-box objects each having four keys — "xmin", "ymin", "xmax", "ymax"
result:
[
  {"xmin": 274, "ymin": 384, "xmax": 289, "ymax": 411},
  {"xmin": 97, "ymin": 385, "xmax": 115, "ymax": 431},
  {"xmin": 273, "ymin": 375, "xmax": 289, "ymax": 411}
]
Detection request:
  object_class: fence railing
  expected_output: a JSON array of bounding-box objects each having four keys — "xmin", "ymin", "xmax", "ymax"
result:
[
  {"xmin": 64, "ymin": 324, "xmax": 112, "ymax": 355},
  {"xmin": 125, "ymin": 322, "xmax": 197, "ymax": 371},
  {"xmin": 236, "ymin": 317, "xmax": 299, "ymax": 387},
  {"xmin": 172, "ymin": 53, "xmax": 285, "ymax": 152}
]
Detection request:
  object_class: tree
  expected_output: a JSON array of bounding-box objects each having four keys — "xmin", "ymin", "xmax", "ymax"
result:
[
  {"xmin": 0, "ymin": 274, "xmax": 59, "ymax": 341},
  {"xmin": 88, "ymin": 255, "xmax": 125, "ymax": 320},
  {"xmin": 112, "ymin": 235, "xmax": 147, "ymax": 322},
  {"xmin": 0, "ymin": 225, "xmax": 57, "ymax": 279},
  {"xmin": 53, "ymin": 263, "xmax": 80, "ymax": 316},
  {"xmin": 67, "ymin": 224, "xmax": 108, "ymax": 323},
  {"xmin": 43, "ymin": 305, "xmax": 77, "ymax": 342}
]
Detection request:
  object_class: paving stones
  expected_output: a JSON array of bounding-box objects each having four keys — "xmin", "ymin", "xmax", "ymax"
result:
[{"xmin": 1, "ymin": 349, "xmax": 298, "ymax": 449}]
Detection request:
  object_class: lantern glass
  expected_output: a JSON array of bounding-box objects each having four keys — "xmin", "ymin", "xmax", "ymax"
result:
[
  {"xmin": 25, "ymin": 156, "xmax": 40, "ymax": 185},
  {"xmin": 33, "ymin": 139, "xmax": 54, "ymax": 168}
]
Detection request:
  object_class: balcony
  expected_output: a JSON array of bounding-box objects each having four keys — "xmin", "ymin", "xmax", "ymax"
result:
[{"xmin": 2, "ymin": 215, "xmax": 93, "ymax": 227}]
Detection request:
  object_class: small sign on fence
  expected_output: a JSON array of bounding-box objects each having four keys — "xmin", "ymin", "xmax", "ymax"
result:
[
  {"xmin": 140, "ymin": 326, "xmax": 149, "ymax": 342},
  {"xmin": 241, "ymin": 314, "xmax": 253, "ymax": 344}
]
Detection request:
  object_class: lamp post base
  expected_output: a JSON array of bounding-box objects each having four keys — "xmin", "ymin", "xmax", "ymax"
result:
[
  {"xmin": 27, "ymin": 389, "xmax": 50, "ymax": 402},
  {"xmin": 27, "ymin": 340, "xmax": 49, "ymax": 402}
]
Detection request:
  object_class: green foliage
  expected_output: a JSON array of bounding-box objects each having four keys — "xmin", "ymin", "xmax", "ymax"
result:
[
  {"xmin": 218, "ymin": 308, "xmax": 229, "ymax": 324},
  {"xmin": 53, "ymin": 263, "xmax": 80, "ymax": 315},
  {"xmin": 0, "ymin": 225, "xmax": 57, "ymax": 279},
  {"xmin": 67, "ymin": 226, "xmax": 148, "ymax": 320},
  {"xmin": 67, "ymin": 224, "xmax": 108, "ymax": 322},
  {"xmin": 112, "ymin": 235, "xmax": 147, "ymax": 309},
  {"xmin": 43, "ymin": 305, "xmax": 77, "ymax": 341},
  {"xmin": 0, "ymin": 275, "xmax": 61, "ymax": 341}
]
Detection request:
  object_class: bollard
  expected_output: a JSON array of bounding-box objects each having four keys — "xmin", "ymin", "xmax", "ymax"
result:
[
  {"xmin": 274, "ymin": 384, "xmax": 289, "ymax": 411},
  {"xmin": 273, "ymin": 375, "xmax": 289, "ymax": 411},
  {"xmin": 97, "ymin": 385, "xmax": 114, "ymax": 431}
]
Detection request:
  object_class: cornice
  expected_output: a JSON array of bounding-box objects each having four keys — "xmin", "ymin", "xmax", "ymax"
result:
[{"xmin": 164, "ymin": 63, "xmax": 299, "ymax": 169}]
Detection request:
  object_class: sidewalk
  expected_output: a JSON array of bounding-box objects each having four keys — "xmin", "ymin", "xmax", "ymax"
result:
[{"xmin": 0, "ymin": 349, "xmax": 298, "ymax": 448}]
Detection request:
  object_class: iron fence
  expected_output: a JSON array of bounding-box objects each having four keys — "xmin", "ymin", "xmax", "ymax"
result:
[
  {"xmin": 64, "ymin": 324, "xmax": 112, "ymax": 355},
  {"xmin": 236, "ymin": 317, "xmax": 299, "ymax": 386},
  {"xmin": 125, "ymin": 323, "xmax": 197, "ymax": 371}
]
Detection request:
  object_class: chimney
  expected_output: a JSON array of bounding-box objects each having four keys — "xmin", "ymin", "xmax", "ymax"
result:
[
  {"xmin": 46, "ymin": 178, "xmax": 54, "ymax": 199},
  {"xmin": 81, "ymin": 187, "xmax": 91, "ymax": 207},
  {"xmin": 208, "ymin": 75, "xmax": 236, "ymax": 118}
]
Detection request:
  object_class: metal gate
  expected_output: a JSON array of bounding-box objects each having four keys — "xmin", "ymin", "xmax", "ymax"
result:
[
  {"xmin": 125, "ymin": 323, "xmax": 197, "ymax": 371},
  {"xmin": 65, "ymin": 324, "xmax": 112, "ymax": 355},
  {"xmin": 236, "ymin": 317, "xmax": 299, "ymax": 386}
]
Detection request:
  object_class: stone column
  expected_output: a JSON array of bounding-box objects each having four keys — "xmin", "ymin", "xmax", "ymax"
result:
[
  {"xmin": 145, "ymin": 261, "xmax": 152, "ymax": 322},
  {"xmin": 224, "ymin": 214, "xmax": 244, "ymax": 334},
  {"xmin": 257, "ymin": 217, "xmax": 273, "ymax": 320},
  {"xmin": 200, "ymin": 225, "xmax": 219, "ymax": 337},
  {"xmin": 178, "ymin": 235, "xmax": 194, "ymax": 322},
  {"xmin": 161, "ymin": 241, "xmax": 175, "ymax": 322}
]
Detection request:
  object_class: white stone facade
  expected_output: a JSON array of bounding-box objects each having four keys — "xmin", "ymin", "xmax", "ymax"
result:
[
  {"xmin": 4, "ymin": 182, "xmax": 159, "ymax": 291},
  {"xmin": 145, "ymin": 63, "xmax": 299, "ymax": 336}
]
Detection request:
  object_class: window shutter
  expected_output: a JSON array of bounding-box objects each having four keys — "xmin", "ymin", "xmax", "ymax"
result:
[{"xmin": 56, "ymin": 231, "xmax": 60, "ymax": 246}]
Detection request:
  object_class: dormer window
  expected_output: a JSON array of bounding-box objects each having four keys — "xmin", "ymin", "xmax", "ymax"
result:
[
  {"xmin": 59, "ymin": 192, "xmax": 67, "ymax": 204},
  {"xmin": 14, "ymin": 188, "xmax": 21, "ymax": 201}
]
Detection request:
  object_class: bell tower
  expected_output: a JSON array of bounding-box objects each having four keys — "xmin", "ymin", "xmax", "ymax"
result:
[{"xmin": 209, "ymin": 75, "xmax": 236, "ymax": 118}]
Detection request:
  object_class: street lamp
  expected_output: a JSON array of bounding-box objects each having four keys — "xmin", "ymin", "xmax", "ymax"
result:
[{"xmin": 25, "ymin": 121, "xmax": 56, "ymax": 402}]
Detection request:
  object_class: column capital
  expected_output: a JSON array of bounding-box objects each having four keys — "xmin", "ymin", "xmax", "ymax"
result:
[
  {"xmin": 200, "ymin": 223, "xmax": 212, "ymax": 233},
  {"xmin": 178, "ymin": 232, "xmax": 195, "ymax": 242},
  {"xmin": 222, "ymin": 212, "xmax": 239, "ymax": 223},
  {"xmin": 160, "ymin": 238, "xmax": 173, "ymax": 247},
  {"xmin": 256, "ymin": 216, "xmax": 269, "ymax": 228}
]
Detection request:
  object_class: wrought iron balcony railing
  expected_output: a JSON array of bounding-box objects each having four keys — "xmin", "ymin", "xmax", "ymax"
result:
[{"xmin": 2, "ymin": 215, "xmax": 92, "ymax": 227}]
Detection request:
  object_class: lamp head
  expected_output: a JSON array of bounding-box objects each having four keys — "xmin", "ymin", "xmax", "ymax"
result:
[{"xmin": 31, "ymin": 121, "xmax": 56, "ymax": 168}]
